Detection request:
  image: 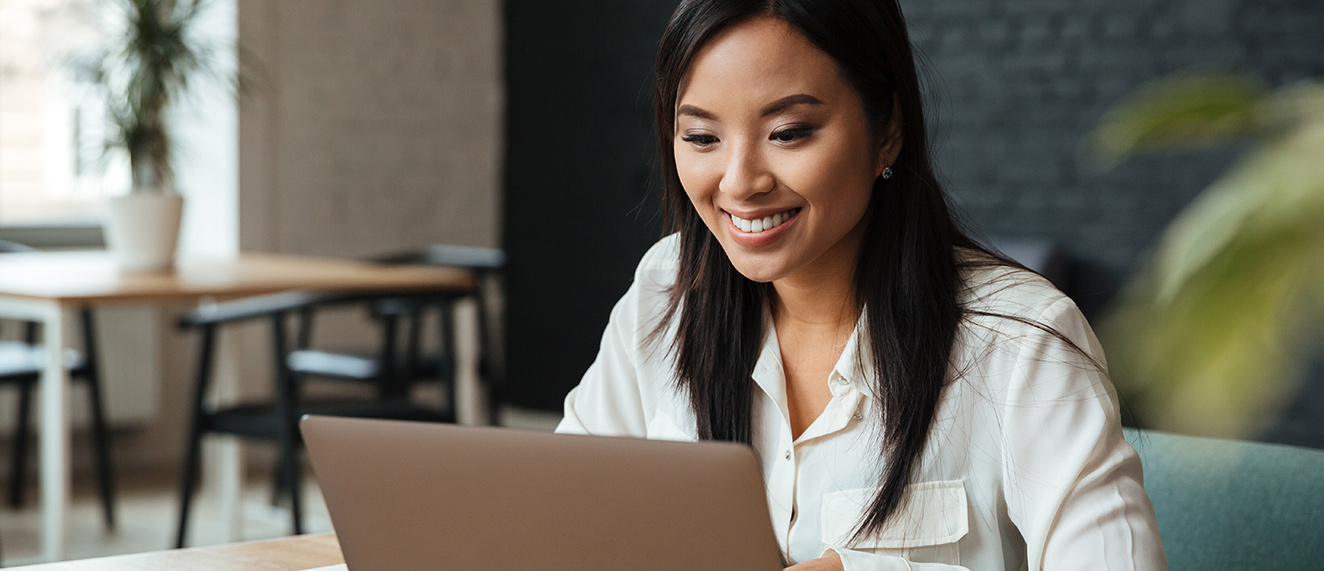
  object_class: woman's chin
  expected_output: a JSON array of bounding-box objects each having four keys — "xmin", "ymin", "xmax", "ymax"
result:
[{"xmin": 726, "ymin": 257, "xmax": 789, "ymax": 284}]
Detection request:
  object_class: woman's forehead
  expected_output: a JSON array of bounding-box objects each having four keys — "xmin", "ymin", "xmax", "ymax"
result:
[{"xmin": 676, "ymin": 16, "xmax": 851, "ymax": 115}]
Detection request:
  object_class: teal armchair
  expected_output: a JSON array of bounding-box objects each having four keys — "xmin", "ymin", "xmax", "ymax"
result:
[{"xmin": 1125, "ymin": 429, "xmax": 1324, "ymax": 570}]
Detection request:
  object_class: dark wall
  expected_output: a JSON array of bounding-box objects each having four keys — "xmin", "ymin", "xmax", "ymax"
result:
[
  {"xmin": 501, "ymin": 0, "xmax": 1324, "ymax": 412},
  {"xmin": 899, "ymin": 0, "xmax": 1324, "ymax": 315},
  {"xmin": 503, "ymin": 1, "xmax": 675, "ymax": 410}
]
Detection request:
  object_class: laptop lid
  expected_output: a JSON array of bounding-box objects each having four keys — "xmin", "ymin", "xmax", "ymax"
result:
[{"xmin": 301, "ymin": 416, "xmax": 784, "ymax": 571}]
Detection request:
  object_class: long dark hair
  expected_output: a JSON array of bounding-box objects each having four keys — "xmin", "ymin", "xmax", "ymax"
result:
[{"xmin": 652, "ymin": 0, "xmax": 994, "ymax": 542}]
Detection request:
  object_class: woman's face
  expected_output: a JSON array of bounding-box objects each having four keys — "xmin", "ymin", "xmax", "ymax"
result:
[{"xmin": 674, "ymin": 16, "xmax": 900, "ymax": 284}]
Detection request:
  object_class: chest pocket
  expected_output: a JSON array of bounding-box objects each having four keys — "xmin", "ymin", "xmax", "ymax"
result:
[
  {"xmin": 821, "ymin": 480, "xmax": 968, "ymax": 565},
  {"xmin": 646, "ymin": 409, "xmax": 698, "ymax": 442}
]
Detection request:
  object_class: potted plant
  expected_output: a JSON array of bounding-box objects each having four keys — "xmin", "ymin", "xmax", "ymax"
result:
[
  {"xmin": 94, "ymin": 0, "xmax": 214, "ymax": 271},
  {"xmin": 1092, "ymin": 73, "xmax": 1324, "ymax": 438}
]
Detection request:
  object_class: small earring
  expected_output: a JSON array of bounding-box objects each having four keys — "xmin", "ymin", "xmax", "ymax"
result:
[{"xmin": 881, "ymin": 167, "xmax": 893, "ymax": 179}]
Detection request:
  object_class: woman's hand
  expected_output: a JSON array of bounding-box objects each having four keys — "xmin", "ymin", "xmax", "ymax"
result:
[{"xmin": 784, "ymin": 549, "xmax": 844, "ymax": 570}]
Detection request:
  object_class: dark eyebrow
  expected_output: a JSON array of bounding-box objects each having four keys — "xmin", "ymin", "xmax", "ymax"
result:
[
  {"xmin": 676, "ymin": 104, "xmax": 716, "ymax": 121},
  {"xmin": 675, "ymin": 94, "xmax": 824, "ymax": 122},
  {"xmin": 760, "ymin": 93, "xmax": 823, "ymax": 117}
]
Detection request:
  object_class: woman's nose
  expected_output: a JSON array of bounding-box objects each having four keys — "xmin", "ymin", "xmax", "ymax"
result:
[{"xmin": 717, "ymin": 142, "xmax": 774, "ymax": 200}]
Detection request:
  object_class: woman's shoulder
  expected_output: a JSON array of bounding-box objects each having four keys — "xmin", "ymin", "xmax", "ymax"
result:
[
  {"xmin": 637, "ymin": 233, "xmax": 681, "ymax": 272},
  {"xmin": 605, "ymin": 235, "xmax": 680, "ymax": 334},
  {"xmin": 956, "ymin": 248, "xmax": 1077, "ymax": 324},
  {"xmin": 952, "ymin": 249, "xmax": 1103, "ymax": 379},
  {"xmin": 630, "ymin": 233, "xmax": 682, "ymax": 290}
]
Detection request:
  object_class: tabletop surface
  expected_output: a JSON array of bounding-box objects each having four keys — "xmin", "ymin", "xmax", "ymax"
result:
[
  {"xmin": 12, "ymin": 534, "xmax": 344, "ymax": 570},
  {"xmin": 0, "ymin": 251, "xmax": 474, "ymax": 303}
]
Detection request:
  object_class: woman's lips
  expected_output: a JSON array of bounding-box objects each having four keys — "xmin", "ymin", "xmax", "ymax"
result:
[{"xmin": 723, "ymin": 207, "xmax": 801, "ymax": 248}]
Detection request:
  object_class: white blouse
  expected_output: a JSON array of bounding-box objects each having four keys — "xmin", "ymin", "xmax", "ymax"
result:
[{"xmin": 556, "ymin": 235, "xmax": 1168, "ymax": 571}]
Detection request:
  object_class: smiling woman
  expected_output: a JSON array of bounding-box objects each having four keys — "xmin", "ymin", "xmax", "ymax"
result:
[{"xmin": 557, "ymin": 1, "xmax": 1169, "ymax": 570}]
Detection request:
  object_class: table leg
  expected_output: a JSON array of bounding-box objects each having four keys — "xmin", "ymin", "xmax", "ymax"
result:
[
  {"xmin": 207, "ymin": 309, "xmax": 246, "ymax": 542},
  {"xmin": 39, "ymin": 304, "xmax": 73, "ymax": 562},
  {"xmin": 211, "ymin": 437, "xmax": 244, "ymax": 542},
  {"xmin": 453, "ymin": 298, "xmax": 486, "ymax": 425}
]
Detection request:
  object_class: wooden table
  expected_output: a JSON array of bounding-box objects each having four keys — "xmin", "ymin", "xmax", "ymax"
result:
[
  {"xmin": 12, "ymin": 534, "xmax": 344, "ymax": 570},
  {"xmin": 0, "ymin": 252, "xmax": 474, "ymax": 562}
]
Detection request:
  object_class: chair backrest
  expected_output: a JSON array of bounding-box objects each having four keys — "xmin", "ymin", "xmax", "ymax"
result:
[
  {"xmin": 1124, "ymin": 429, "xmax": 1324, "ymax": 570},
  {"xmin": 373, "ymin": 245, "xmax": 505, "ymax": 272},
  {"xmin": 0, "ymin": 240, "xmax": 38, "ymax": 254},
  {"xmin": 0, "ymin": 240, "xmax": 40, "ymax": 339}
]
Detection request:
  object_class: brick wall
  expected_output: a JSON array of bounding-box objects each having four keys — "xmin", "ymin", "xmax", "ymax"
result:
[{"xmin": 899, "ymin": 0, "xmax": 1324, "ymax": 315}]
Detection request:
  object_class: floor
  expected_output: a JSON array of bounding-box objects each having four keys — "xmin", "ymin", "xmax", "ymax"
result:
[{"xmin": 0, "ymin": 408, "xmax": 560, "ymax": 567}]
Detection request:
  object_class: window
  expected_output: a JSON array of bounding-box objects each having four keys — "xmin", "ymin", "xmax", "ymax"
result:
[{"xmin": 0, "ymin": 0, "xmax": 130, "ymax": 227}]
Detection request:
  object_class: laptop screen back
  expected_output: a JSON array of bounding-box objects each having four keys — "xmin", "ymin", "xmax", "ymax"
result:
[{"xmin": 301, "ymin": 416, "xmax": 784, "ymax": 571}]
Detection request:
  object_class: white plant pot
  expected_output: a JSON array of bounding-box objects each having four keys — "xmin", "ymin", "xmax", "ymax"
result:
[{"xmin": 105, "ymin": 192, "xmax": 185, "ymax": 271}]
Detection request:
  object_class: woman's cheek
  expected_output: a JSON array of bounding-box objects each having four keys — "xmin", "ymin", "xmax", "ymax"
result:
[
  {"xmin": 677, "ymin": 161, "xmax": 720, "ymax": 208},
  {"xmin": 677, "ymin": 176, "xmax": 718, "ymax": 233}
]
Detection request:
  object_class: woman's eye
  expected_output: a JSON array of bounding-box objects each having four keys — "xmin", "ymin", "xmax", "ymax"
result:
[
  {"xmin": 680, "ymin": 133, "xmax": 719, "ymax": 146},
  {"xmin": 770, "ymin": 127, "xmax": 815, "ymax": 143}
]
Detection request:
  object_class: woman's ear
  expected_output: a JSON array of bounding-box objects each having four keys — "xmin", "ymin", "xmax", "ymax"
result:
[{"xmin": 876, "ymin": 92, "xmax": 905, "ymax": 176}]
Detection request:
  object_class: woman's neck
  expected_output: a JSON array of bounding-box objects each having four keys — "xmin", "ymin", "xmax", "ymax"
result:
[
  {"xmin": 769, "ymin": 230, "xmax": 862, "ymax": 339},
  {"xmin": 770, "ymin": 274, "xmax": 856, "ymax": 337}
]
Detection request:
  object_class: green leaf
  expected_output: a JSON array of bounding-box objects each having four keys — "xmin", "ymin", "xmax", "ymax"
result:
[
  {"xmin": 1089, "ymin": 73, "xmax": 1269, "ymax": 166},
  {"xmin": 1099, "ymin": 76, "xmax": 1324, "ymax": 438}
]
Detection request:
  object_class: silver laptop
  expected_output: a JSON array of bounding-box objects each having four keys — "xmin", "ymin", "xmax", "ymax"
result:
[{"xmin": 300, "ymin": 415, "xmax": 784, "ymax": 570}]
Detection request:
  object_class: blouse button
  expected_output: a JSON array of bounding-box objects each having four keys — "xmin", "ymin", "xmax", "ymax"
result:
[
  {"xmin": 852, "ymin": 411, "xmax": 864, "ymax": 420},
  {"xmin": 835, "ymin": 376, "xmax": 849, "ymax": 386},
  {"xmin": 784, "ymin": 450, "xmax": 791, "ymax": 460}
]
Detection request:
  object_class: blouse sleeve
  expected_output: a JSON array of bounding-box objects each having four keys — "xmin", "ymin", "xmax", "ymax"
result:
[{"xmin": 999, "ymin": 297, "xmax": 1167, "ymax": 570}]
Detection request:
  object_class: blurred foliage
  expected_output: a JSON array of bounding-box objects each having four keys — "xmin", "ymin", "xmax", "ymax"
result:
[
  {"xmin": 86, "ymin": 0, "xmax": 216, "ymax": 191},
  {"xmin": 1093, "ymin": 72, "xmax": 1324, "ymax": 438}
]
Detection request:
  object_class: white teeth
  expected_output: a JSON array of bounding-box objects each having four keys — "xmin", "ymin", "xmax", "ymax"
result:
[{"xmin": 730, "ymin": 208, "xmax": 800, "ymax": 234}]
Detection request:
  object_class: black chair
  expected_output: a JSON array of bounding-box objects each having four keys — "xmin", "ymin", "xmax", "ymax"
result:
[
  {"xmin": 282, "ymin": 294, "xmax": 457, "ymax": 419},
  {"xmin": 0, "ymin": 241, "xmax": 115, "ymax": 531},
  {"xmin": 255, "ymin": 245, "xmax": 505, "ymax": 516},
  {"xmin": 271, "ymin": 246, "xmax": 504, "ymax": 426},
  {"xmin": 368, "ymin": 245, "xmax": 506, "ymax": 423},
  {"xmin": 172, "ymin": 288, "xmax": 473, "ymax": 548}
]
